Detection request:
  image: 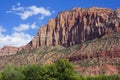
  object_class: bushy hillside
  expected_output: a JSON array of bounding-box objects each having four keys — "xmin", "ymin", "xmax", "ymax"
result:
[
  {"xmin": 0, "ymin": 59, "xmax": 119, "ymax": 80},
  {"xmin": 0, "ymin": 32, "xmax": 119, "ymax": 76}
]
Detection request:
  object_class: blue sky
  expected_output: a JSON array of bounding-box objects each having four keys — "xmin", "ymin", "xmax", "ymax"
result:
[{"xmin": 0, "ymin": 0, "xmax": 119, "ymax": 48}]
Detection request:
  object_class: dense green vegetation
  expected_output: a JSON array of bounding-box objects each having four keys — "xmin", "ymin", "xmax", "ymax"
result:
[{"xmin": 0, "ymin": 59, "xmax": 119, "ymax": 80}]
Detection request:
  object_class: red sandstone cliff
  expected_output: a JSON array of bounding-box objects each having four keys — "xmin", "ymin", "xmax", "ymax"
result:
[
  {"xmin": 26, "ymin": 7, "xmax": 120, "ymax": 49},
  {"xmin": 0, "ymin": 7, "xmax": 120, "ymax": 55},
  {"xmin": 0, "ymin": 7, "xmax": 120, "ymax": 75}
]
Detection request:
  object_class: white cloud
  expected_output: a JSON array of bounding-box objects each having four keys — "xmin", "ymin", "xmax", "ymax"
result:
[
  {"xmin": 19, "ymin": 6, "xmax": 51, "ymax": 20},
  {"xmin": 6, "ymin": 11, "xmax": 12, "ymax": 13},
  {"xmin": 39, "ymin": 16, "xmax": 44, "ymax": 20},
  {"xmin": 13, "ymin": 24, "xmax": 30, "ymax": 32},
  {"xmin": 13, "ymin": 23, "xmax": 37, "ymax": 32},
  {"xmin": 19, "ymin": 11, "xmax": 32, "ymax": 20},
  {"xmin": 7, "ymin": 4, "xmax": 52, "ymax": 20},
  {"xmin": 12, "ymin": 6, "xmax": 24, "ymax": 11},
  {"xmin": 31, "ymin": 22, "xmax": 36, "ymax": 29},
  {"xmin": 0, "ymin": 32, "xmax": 32, "ymax": 47},
  {"xmin": 0, "ymin": 24, "xmax": 38, "ymax": 47},
  {"xmin": 52, "ymin": 10, "xmax": 55, "ymax": 14},
  {"xmin": 17, "ymin": 2, "xmax": 21, "ymax": 6},
  {"xmin": 28, "ymin": 6, "xmax": 51, "ymax": 16},
  {"xmin": 0, "ymin": 26, "xmax": 7, "ymax": 33}
]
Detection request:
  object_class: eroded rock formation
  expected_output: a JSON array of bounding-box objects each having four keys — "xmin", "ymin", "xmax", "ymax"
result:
[
  {"xmin": 26, "ymin": 7, "xmax": 120, "ymax": 49},
  {"xmin": 0, "ymin": 7, "xmax": 120, "ymax": 55}
]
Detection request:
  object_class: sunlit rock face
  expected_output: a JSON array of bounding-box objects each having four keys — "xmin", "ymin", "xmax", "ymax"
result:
[
  {"xmin": 1, "ymin": 7, "xmax": 120, "ymax": 54},
  {"xmin": 26, "ymin": 7, "xmax": 120, "ymax": 49}
]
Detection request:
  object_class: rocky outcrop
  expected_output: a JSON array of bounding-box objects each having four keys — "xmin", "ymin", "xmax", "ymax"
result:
[
  {"xmin": 67, "ymin": 51, "xmax": 120, "ymax": 61},
  {"xmin": 0, "ymin": 7, "xmax": 120, "ymax": 55},
  {"xmin": 26, "ymin": 7, "xmax": 120, "ymax": 49},
  {"xmin": 76, "ymin": 64, "xmax": 120, "ymax": 76},
  {"xmin": 0, "ymin": 32, "xmax": 119, "ymax": 76},
  {"xmin": 0, "ymin": 46, "xmax": 18, "ymax": 56}
]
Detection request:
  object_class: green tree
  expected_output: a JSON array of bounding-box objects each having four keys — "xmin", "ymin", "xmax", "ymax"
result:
[
  {"xmin": 0, "ymin": 73, "xmax": 3, "ymax": 80},
  {"xmin": 2, "ymin": 65, "xmax": 25, "ymax": 80},
  {"xmin": 23, "ymin": 59, "xmax": 80, "ymax": 80},
  {"xmin": 23, "ymin": 64, "xmax": 41, "ymax": 80},
  {"xmin": 55, "ymin": 59, "xmax": 80, "ymax": 80}
]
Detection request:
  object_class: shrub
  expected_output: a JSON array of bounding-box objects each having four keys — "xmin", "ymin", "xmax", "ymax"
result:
[
  {"xmin": 1, "ymin": 59, "xmax": 120, "ymax": 80},
  {"xmin": 0, "ymin": 73, "xmax": 3, "ymax": 80},
  {"xmin": 23, "ymin": 65, "xmax": 41, "ymax": 80},
  {"xmin": 2, "ymin": 65, "xmax": 25, "ymax": 80},
  {"xmin": 85, "ymin": 75, "xmax": 120, "ymax": 80},
  {"xmin": 55, "ymin": 59, "xmax": 80, "ymax": 80},
  {"xmin": 107, "ymin": 75, "xmax": 120, "ymax": 80},
  {"xmin": 23, "ymin": 59, "xmax": 80, "ymax": 80}
]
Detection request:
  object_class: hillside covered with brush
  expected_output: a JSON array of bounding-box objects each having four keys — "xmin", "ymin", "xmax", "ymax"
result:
[{"xmin": 0, "ymin": 7, "xmax": 120, "ymax": 76}]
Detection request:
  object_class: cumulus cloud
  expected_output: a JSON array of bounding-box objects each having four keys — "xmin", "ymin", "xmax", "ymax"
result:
[
  {"xmin": 0, "ymin": 25, "xmax": 35, "ymax": 48},
  {"xmin": 17, "ymin": 2, "xmax": 21, "ymax": 6},
  {"xmin": 12, "ymin": 6, "xmax": 24, "ymax": 11},
  {"xmin": 19, "ymin": 6, "xmax": 51, "ymax": 20},
  {"xmin": 39, "ymin": 16, "xmax": 44, "ymax": 20},
  {"xmin": 13, "ymin": 24, "xmax": 30, "ymax": 32},
  {"xmin": 31, "ymin": 22, "xmax": 37, "ymax": 29},
  {"xmin": 0, "ymin": 32, "xmax": 32, "ymax": 47},
  {"xmin": 29, "ymin": 6, "xmax": 51, "ymax": 16},
  {"xmin": 0, "ymin": 26, "xmax": 7, "ymax": 33},
  {"xmin": 13, "ymin": 23, "xmax": 37, "ymax": 32},
  {"xmin": 7, "ymin": 4, "xmax": 52, "ymax": 20}
]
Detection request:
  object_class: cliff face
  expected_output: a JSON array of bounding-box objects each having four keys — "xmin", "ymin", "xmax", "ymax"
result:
[
  {"xmin": 0, "ymin": 32, "xmax": 119, "ymax": 75},
  {"xmin": 0, "ymin": 7, "xmax": 120, "ymax": 75},
  {"xmin": 27, "ymin": 7, "xmax": 120, "ymax": 49},
  {"xmin": 0, "ymin": 7, "xmax": 120, "ymax": 55}
]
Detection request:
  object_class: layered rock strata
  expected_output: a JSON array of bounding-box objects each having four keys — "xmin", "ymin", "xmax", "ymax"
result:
[{"xmin": 26, "ymin": 7, "xmax": 120, "ymax": 49}]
